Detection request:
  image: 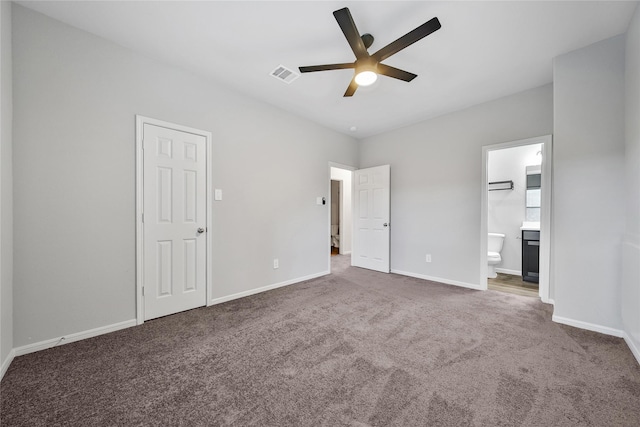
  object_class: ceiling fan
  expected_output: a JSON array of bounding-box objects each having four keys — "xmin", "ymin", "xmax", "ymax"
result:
[{"xmin": 298, "ymin": 7, "xmax": 441, "ymax": 97}]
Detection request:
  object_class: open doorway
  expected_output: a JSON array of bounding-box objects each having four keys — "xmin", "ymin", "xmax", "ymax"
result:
[
  {"xmin": 330, "ymin": 180, "xmax": 341, "ymax": 256},
  {"xmin": 480, "ymin": 135, "xmax": 553, "ymax": 303},
  {"xmin": 329, "ymin": 164, "xmax": 354, "ymax": 271},
  {"xmin": 487, "ymin": 144, "xmax": 542, "ymax": 298}
]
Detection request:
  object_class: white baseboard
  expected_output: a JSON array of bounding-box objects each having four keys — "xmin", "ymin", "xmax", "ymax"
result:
[
  {"xmin": 208, "ymin": 271, "xmax": 330, "ymax": 306},
  {"xmin": 391, "ymin": 269, "xmax": 483, "ymax": 291},
  {"xmin": 13, "ymin": 319, "xmax": 137, "ymax": 358},
  {"xmin": 551, "ymin": 315, "xmax": 624, "ymax": 338},
  {"xmin": 495, "ymin": 268, "xmax": 522, "ymax": 276},
  {"xmin": 339, "ymin": 251, "xmax": 352, "ymax": 255},
  {"xmin": 11, "ymin": 271, "xmax": 333, "ymax": 363},
  {"xmin": 623, "ymin": 332, "xmax": 640, "ymax": 366},
  {"xmin": 1, "ymin": 349, "xmax": 16, "ymax": 380}
]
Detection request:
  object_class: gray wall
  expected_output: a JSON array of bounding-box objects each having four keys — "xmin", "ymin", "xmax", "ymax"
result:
[
  {"xmin": 1, "ymin": 0, "xmax": 13, "ymax": 369},
  {"xmin": 12, "ymin": 5, "xmax": 358, "ymax": 347},
  {"xmin": 488, "ymin": 144, "xmax": 542, "ymax": 274},
  {"xmin": 553, "ymin": 35, "xmax": 626, "ymax": 331},
  {"xmin": 623, "ymin": 5, "xmax": 640, "ymax": 354},
  {"xmin": 359, "ymin": 84, "xmax": 553, "ymax": 287}
]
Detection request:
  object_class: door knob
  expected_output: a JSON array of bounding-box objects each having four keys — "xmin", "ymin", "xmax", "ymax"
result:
[
  {"xmin": 383, "ymin": 223, "xmax": 389, "ymax": 227},
  {"xmin": 197, "ymin": 227, "xmax": 205, "ymax": 234}
]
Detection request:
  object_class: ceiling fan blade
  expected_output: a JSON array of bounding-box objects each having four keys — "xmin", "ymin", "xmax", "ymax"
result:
[
  {"xmin": 333, "ymin": 8, "xmax": 369, "ymax": 60},
  {"xmin": 372, "ymin": 17, "xmax": 441, "ymax": 63},
  {"xmin": 343, "ymin": 77, "xmax": 358, "ymax": 97},
  {"xmin": 298, "ymin": 63, "xmax": 355, "ymax": 73},
  {"xmin": 376, "ymin": 64, "xmax": 417, "ymax": 82}
]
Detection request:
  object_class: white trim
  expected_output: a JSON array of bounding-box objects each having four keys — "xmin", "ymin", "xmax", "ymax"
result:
[
  {"xmin": 328, "ymin": 161, "xmax": 357, "ymax": 171},
  {"xmin": 340, "ymin": 251, "xmax": 352, "ymax": 255},
  {"xmin": 538, "ymin": 136, "xmax": 553, "ymax": 305},
  {"xmin": 552, "ymin": 315, "xmax": 624, "ymax": 338},
  {"xmin": 135, "ymin": 116, "xmax": 213, "ymax": 322},
  {"xmin": 205, "ymin": 122, "xmax": 214, "ymax": 307},
  {"xmin": 338, "ymin": 179, "xmax": 344, "ymax": 254},
  {"xmin": 135, "ymin": 117, "xmax": 144, "ymax": 325},
  {"xmin": 1, "ymin": 349, "xmax": 15, "ymax": 380},
  {"xmin": 623, "ymin": 332, "xmax": 640, "ymax": 366},
  {"xmin": 13, "ymin": 319, "xmax": 136, "ymax": 357},
  {"xmin": 480, "ymin": 146, "xmax": 490, "ymax": 290},
  {"xmin": 481, "ymin": 135, "xmax": 553, "ymax": 303},
  {"xmin": 391, "ymin": 269, "xmax": 483, "ymax": 291},
  {"xmin": 209, "ymin": 271, "xmax": 329, "ymax": 306},
  {"xmin": 495, "ymin": 268, "xmax": 522, "ymax": 276}
]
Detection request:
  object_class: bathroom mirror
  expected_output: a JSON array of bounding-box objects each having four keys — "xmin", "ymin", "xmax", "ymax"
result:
[{"xmin": 526, "ymin": 188, "xmax": 541, "ymax": 221}]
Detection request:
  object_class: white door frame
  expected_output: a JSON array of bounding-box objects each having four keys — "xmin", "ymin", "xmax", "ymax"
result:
[
  {"xmin": 328, "ymin": 162, "xmax": 355, "ymax": 272},
  {"xmin": 135, "ymin": 116, "xmax": 213, "ymax": 325},
  {"xmin": 480, "ymin": 135, "xmax": 553, "ymax": 304}
]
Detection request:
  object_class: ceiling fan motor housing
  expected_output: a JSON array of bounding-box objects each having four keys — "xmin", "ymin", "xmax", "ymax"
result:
[
  {"xmin": 361, "ymin": 33, "xmax": 374, "ymax": 49},
  {"xmin": 356, "ymin": 57, "xmax": 378, "ymax": 74}
]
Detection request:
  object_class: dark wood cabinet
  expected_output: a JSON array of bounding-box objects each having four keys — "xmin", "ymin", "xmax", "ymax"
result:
[{"xmin": 522, "ymin": 230, "xmax": 540, "ymax": 283}]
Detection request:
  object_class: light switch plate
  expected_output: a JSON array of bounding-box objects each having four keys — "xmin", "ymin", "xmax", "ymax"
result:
[{"xmin": 214, "ymin": 189, "xmax": 222, "ymax": 201}]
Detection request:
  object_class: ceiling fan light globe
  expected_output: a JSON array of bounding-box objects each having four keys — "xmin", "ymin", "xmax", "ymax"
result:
[{"xmin": 355, "ymin": 71, "xmax": 377, "ymax": 86}]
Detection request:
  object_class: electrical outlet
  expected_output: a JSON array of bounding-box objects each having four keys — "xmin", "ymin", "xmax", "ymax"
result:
[
  {"xmin": 425, "ymin": 254, "xmax": 432, "ymax": 263},
  {"xmin": 273, "ymin": 259, "xmax": 279, "ymax": 269}
]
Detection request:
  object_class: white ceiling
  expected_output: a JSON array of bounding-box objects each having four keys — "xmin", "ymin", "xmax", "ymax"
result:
[{"xmin": 17, "ymin": 1, "xmax": 638, "ymax": 138}]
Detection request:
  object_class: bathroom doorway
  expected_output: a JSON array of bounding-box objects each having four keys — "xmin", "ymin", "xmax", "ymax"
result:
[
  {"xmin": 480, "ymin": 135, "xmax": 553, "ymax": 303},
  {"xmin": 328, "ymin": 164, "xmax": 354, "ymax": 272},
  {"xmin": 331, "ymin": 180, "xmax": 341, "ymax": 256}
]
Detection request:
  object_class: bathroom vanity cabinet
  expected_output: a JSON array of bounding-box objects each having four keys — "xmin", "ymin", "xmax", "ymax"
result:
[{"xmin": 522, "ymin": 230, "xmax": 540, "ymax": 283}]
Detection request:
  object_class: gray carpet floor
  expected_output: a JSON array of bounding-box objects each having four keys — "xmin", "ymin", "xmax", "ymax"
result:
[{"xmin": 2, "ymin": 255, "xmax": 640, "ymax": 426}]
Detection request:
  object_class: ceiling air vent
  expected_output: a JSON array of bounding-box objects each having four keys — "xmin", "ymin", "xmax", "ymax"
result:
[{"xmin": 270, "ymin": 65, "xmax": 300, "ymax": 84}]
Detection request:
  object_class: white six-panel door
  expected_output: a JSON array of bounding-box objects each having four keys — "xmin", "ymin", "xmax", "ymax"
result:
[
  {"xmin": 352, "ymin": 165, "xmax": 390, "ymax": 273},
  {"xmin": 142, "ymin": 123, "xmax": 207, "ymax": 320}
]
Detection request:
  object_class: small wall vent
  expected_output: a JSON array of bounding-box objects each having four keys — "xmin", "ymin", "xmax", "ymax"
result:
[{"xmin": 270, "ymin": 65, "xmax": 300, "ymax": 84}]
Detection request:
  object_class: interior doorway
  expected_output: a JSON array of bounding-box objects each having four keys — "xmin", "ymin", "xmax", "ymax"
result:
[
  {"xmin": 330, "ymin": 180, "xmax": 341, "ymax": 256},
  {"xmin": 480, "ymin": 135, "xmax": 553, "ymax": 303},
  {"xmin": 329, "ymin": 164, "xmax": 354, "ymax": 272}
]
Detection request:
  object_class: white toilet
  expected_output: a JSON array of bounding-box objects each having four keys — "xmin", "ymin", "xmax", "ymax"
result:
[
  {"xmin": 331, "ymin": 224, "xmax": 340, "ymax": 248},
  {"xmin": 487, "ymin": 233, "xmax": 506, "ymax": 279}
]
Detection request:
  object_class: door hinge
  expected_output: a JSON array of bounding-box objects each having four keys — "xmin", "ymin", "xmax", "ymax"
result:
[
  {"xmin": 142, "ymin": 286, "xmax": 145, "ymax": 296},
  {"xmin": 142, "ymin": 213, "xmax": 144, "ymax": 223}
]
